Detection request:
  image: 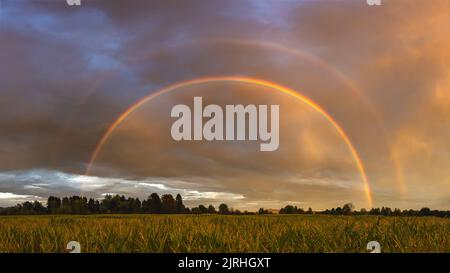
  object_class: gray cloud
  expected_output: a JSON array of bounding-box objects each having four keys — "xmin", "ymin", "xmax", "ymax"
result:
[{"xmin": 0, "ymin": 169, "xmax": 245, "ymax": 207}]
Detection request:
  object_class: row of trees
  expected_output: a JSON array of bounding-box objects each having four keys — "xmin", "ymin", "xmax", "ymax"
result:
[
  {"xmin": 47, "ymin": 194, "xmax": 188, "ymax": 214},
  {"xmin": 278, "ymin": 205, "xmax": 313, "ymax": 214},
  {"xmin": 0, "ymin": 195, "xmax": 449, "ymax": 217},
  {"xmin": 321, "ymin": 206, "xmax": 450, "ymax": 217},
  {"xmin": 0, "ymin": 193, "xmax": 239, "ymax": 215},
  {"xmin": 276, "ymin": 203, "xmax": 450, "ymax": 218}
]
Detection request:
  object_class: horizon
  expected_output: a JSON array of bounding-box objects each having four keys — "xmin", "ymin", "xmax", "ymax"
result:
[{"xmin": 1, "ymin": 190, "xmax": 449, "ymax": 213}]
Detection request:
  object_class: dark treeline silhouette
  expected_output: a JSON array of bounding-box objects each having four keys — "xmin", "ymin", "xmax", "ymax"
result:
[
  {"xmin": 0, "ymin": 195, "xmax": 449, "ymax": 217},
  {"xmin": 0, "ymin": 193, "xmax": 248, "ymax": 215},
  {"xmin": 277, "ymin": 203, "xmax": 450, "ymax": 218}
]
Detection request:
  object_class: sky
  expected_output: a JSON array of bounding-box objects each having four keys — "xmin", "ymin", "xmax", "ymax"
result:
[{"xmin": 0, "ymin": 0, "xmax": 449, "ymax": 210}]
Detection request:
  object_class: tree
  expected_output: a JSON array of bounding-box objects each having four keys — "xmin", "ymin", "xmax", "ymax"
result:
[
  {"xmin": 258, "ymin": 208, "xmax": 271, "ymax": 215},
  {"xmin": 161, "ymin": 194, "xmax": 176, "ymax": 213},
  {"xmin": 419, "ymin": 207, "xmax": 431, "ymax": 216},
  {"xmin": 101, "ymin": 195, "xmax": 113, "ymax": 213},
  {"xmin": 218, "ymin": 203, "xmax": 229, "ymax": 214},
  {"xmin": 198, "ymin": 204, "xmax": 208, "ymax": 214},
  {"xmin": 369, "ymin": 207, "xmax": 381, "ymax": 215},
  {"xmin": 87, "ymin": 198, "xmax": 97, "ymax": 213},
  {"xmin": 70, "ymin": 196, "xmax": 88, "ymax": 214},
  {"xmin": 279, "ymin": 205, "xmax": 303, "ymax": 214},
  {"xmin": 175, "ymin": 194, "xmax": 185, "ymax": 213},
  {"xmin": 191, "ymin": 207, "xmax": 200, "ymax": 214},
  {"xmin": 33, "ymin": 201, "xmax": 46, "ymax": 214},
  {"xmin": 22, "ymin": 201, "xmax": 34, "ymax": 212},
  {"xmin": 47, "ymin": 196, "xmax": 61, "ymax": 214},
  {"xmin": 342, "ymin": 203, "xmax": 354, "ymax": 215},
  {"xmin": 110, "ymin": 195, "xmax": 122, "ymax": 212},
  {"xmin": 207, "ymin": 205, "xmax": 216, "ymax": 214},
  {"xmin": 149, "ymin": 193, "xmax": 162, "ymax": 213},
  {"xmin": 62, "ymin": 197, "xmax": 71, "ymax": 213},
  {"xmin": 381, "ymin": 207, "xmax": 392, "ymax": 216},
  {"xmin": 142, "ymin": 193, "xmax": 163, "ymax": 213},
  {"xmin": 133, "ymin": 198, "xmax": 142, "ymax": 213}
]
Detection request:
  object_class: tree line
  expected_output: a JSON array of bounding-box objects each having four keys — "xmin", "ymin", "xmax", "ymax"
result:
[
  {"xmin": 0, "ymin": 194, "xmax": 449, "ymax": 217},
  {"xmin": 0, "ymin": 193, "xmax": 238, "ymax": 215},
  {"xmin": 278, "ymin": 203, "xmax": 450, "ymax": 218}
]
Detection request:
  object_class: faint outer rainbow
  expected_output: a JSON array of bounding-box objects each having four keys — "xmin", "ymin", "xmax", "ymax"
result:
[{"xmin": 86, "ymin": 76, "xmax": 374, "ymax": 207}]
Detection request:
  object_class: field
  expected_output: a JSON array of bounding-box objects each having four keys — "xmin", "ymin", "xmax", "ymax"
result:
[{"xmin": 0, "ymin": 214, "xmax": 448, "ymax": 253}]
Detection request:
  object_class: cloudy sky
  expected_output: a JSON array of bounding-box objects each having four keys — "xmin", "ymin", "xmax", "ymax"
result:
[{"xmin": 0, "ymin": 0, "xmax": 449, "ymax": 210}]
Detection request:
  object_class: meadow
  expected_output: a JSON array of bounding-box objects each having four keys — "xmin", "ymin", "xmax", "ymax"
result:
[{"xmin": 0, "ymin": 214, "xmax": 448, "ymax": 253}]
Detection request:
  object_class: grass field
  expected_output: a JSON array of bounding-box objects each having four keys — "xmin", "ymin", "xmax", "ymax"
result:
[{"xmin": 0, "ymin": 214, "xmax": 448, "ymax": 253}]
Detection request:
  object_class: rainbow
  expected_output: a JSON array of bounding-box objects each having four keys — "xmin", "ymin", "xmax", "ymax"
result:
[{"xmin": 86, "ymin": 76, "xmax": 374, "ymax": 207}]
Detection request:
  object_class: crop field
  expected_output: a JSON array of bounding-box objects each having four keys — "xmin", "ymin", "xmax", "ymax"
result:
[{"xmin": 0, "ymin": 214, "xmax": 448, "ymax": 253}]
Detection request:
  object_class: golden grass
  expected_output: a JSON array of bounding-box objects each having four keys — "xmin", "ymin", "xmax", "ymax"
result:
[{"xmin": 0, "ymin": 214, "xmax": 448, "ymax": 253}]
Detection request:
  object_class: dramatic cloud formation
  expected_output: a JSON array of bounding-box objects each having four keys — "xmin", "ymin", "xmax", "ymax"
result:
[
  {"xmin": 0, "ymin": 169, "xmax": 244, "ymax": 207},
  {"xmin": 1, "ymin": 0, "xmax": 449, "ymax": 210}
]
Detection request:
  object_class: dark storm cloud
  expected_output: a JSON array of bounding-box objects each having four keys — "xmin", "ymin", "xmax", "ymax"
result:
[
  {"xmin": 1, "ymin": 0, "xmax": 139, "ymax": 171},
  {"xmin": 0, "ymin": 0, "xmax": 305, "ymax": 174},
  {"xmin": 0, "ymin": 0, "xmax": 292, "ymax": 170}
]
